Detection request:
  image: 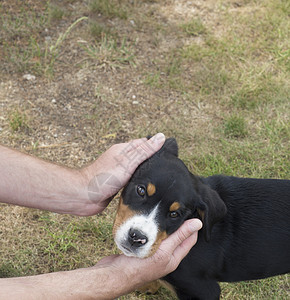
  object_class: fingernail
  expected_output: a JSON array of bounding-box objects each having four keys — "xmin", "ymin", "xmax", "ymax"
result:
[
  {"xmin": 152, "ymin": 132, "xmax": 165, "ymax": 144},
  {"xmin": 188, "ymin": 219, "xmax": 203, "ymax": 232}
]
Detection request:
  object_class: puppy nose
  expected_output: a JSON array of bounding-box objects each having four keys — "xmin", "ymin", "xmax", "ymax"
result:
[{"xmin": 128, "ymin": 228, "xmax": 148, "ymax": 247}]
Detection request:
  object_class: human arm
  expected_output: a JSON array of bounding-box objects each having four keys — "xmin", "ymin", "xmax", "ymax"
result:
[
  {"xmin": 0, "ymin": 133, "xmax": 165, "ymax": 216},
  {"xmin": 0, "ymin": 219, "xmax": 202, "ymax": 300}
]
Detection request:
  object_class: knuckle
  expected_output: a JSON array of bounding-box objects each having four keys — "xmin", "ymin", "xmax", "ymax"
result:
[
  {"xmin": 176, "ymin": 228, "xmax": 188, "ymax": 243},
  {"xmin": 152, "ymin": 249, "xmax": 170, "ymax": 265}
]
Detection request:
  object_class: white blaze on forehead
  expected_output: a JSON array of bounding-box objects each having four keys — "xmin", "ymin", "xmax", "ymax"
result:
[{"xmin": 114, "ymin": 204, "xmax": 159, "ymax": 258}]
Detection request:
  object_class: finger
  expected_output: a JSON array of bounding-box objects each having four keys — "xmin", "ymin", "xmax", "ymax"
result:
[
  {"xmin": 129, "ymin": 133, "xmax": 165, "ymax": 169},
  {"xmin": 143, "ymin": 133, "xmax": 166, "ymax": 154},
  {"xmin": 128, "ymin": 133, "xmax": 165, "ymax": 153},
  {"xmin": 113, "ymin": 136, "xmax": 155, "ymax": 159},
  {"xmin": 172, "ymin": 231, "xmax": 198, "ymax": 262},
  {"xmin": 159, "ymin": 219, "xmax": 202, "ymax": 254},
  {"xmin": 127, "ymin": 137, "xmax": 148, "ymax": 149}
]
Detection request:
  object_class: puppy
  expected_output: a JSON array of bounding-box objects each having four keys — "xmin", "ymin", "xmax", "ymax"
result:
[{"xmin": 113, "ymin": 138, "xmax": 290, "ymax": 299}]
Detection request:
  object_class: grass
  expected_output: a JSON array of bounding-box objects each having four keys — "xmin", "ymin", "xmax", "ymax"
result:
[
  {"xmin": 0, "ymin": 0, "xmax": 289, "ymax": 299},
  {"xmin": 88, "ymin": 21, "xmax": 113, "ymax": 39},
  {"xmin": 48, "ymin": 3, "xmax": 65, "ymax": 22},
  {"xmin": 8, "ymin": 109, "xmax": 29, "ymax": 132},
  {"xmin": 220, "ymin": 275, "xmax": 290, "ymax": 299},
  {"xmin": 82, "ymin": 35, "xmax": 136, "ymax": 69},
  {"xmin": 89, "ymin": 0, "xmax": 128, "ymax": 19},
  {"xmin": 143, "ymin": 72, "xmax": 162, "ymax": 88},
  {"xmin": 1, "ymin": 6, "xmax": 87, "ymax": 77},
  {"xmin": 181, "ymin": 18, "xmax": 207, "ymax": 36},
  {"xmin": 224, "ymin": 115, "xmax": 248, "ymax": 138},
  {"xmin": 231, "ymin": 74, "xmax": 289, "ymax": 109}
]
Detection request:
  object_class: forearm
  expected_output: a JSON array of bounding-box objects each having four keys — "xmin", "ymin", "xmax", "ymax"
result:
[
  {"xmin": 0, "ymin": 218, "xmax": 201, "ymax": 299},
  {"xmin": 0, "ymin": 266, "xmax": 141, "ymax": 300},
  {"xmin": 0, "ymin": 135, "xmax": 165, "ymax": 216},
  {"xmin": 0, "ymin": 145, "xmax": 91, "ymax": 215}
]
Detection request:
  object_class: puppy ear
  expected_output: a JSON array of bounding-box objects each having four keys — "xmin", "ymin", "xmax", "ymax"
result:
[
  {"xmin": 161, "ymin": 138, "xmax": 178, "ymax": 157},
  {"xmin": 146, "ymin": 136, "xmax": 178, "ymax": 157},
  {"xmin": 196, "ymin": 184, "xmax": 227, "ymax": 242}
]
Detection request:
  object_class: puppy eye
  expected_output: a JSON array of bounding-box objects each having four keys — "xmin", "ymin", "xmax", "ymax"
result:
[
  {"xmin": 136, "ymin": 185, "xmax": 146, "ymax": 197},
  {"xmin": 169, "ymin": 211, "xmax": 179, "ymax": 218}
]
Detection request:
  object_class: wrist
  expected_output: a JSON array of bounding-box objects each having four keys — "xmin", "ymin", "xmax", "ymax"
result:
[
  {"xmin": 65, "ymin": 167, "xmax": 102, "ymax": 217},
  {"xmin": 94, "ymin": 256, "xmax": 148, "ymax": 298}
]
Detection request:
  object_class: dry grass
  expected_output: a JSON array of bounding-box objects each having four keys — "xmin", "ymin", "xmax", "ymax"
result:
[{"xmin": 0, "ymin": 0, "xmax": 289, "ymax": 299}]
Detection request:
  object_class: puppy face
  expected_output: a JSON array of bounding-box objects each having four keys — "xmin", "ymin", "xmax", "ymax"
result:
[{"xmin": 113, "ymin": 138, "xmax": 198, "ymax": 258}]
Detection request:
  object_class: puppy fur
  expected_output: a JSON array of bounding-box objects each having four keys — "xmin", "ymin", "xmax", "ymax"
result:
[{"xmin": 113, "ymin": 138, "xmax": 290, "ymax": 299}]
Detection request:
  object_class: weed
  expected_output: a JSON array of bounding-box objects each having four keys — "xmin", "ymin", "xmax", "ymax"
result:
[
  {"xmin": 48, "ymin": 16, "xmax": 88, "ymax": 62},
  {"xmin": 165, "ymin": 55, "xmax": 182, "ymax": 76},
  {"xmin": 89, "ymin": 0, "xmax": 127, "ymax": 19},
  {"xmin": 8, "ymin": 110, "xmax": 29, "ymax": 132},
  {"xmin": 181, "ymin": 18, "xmax": 207, "ymax": 36},
  {"xmin": 83, "ymin": 35, "xmax": 136, "ymax": 68},
  {"xmin": 48, "ymin": 4, "xmax": 65, "ymax": 22},
  {"xmin": 4, "ymin": 16, "xmax": 88, "ymax": 77},
  {"xmin": 224, "ymin": 116, "xmax": 248, "ymax": 138},
  {"xmin": 143, "ymin": 72, "xmax": 162, "ymax": 88},
  {"xmin": 231, "ymin": 87, "xmax": 261, "ymax": 110}
]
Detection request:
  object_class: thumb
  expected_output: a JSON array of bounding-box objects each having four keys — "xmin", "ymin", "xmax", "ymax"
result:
[
  {"xmin": 152, "ymin": 219, "xmax": 202, "ymax": 274},
  {"xmin": 160, "ymin": 219, "xmax": 202, "ymax": 256},
  {"xmin": 172, "ymin": 219, "xmax": 202, "ymax": 261}
]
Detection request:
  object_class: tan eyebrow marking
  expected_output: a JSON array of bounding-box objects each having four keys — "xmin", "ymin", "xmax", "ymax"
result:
[
  {"xmin": 147, "ymin": 183, "xmax": 156, "ymax": 196},
  {"xmin": 169, "ymin": 202, "xmax": 180, "ymax": 212}
]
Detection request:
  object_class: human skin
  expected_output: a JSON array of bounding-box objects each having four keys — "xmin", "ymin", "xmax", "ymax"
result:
[
  {"xmin": 0, "ymin": 133, "xmax": 165, "ymax": 215},
  {"xmin": 0, "ymin": 219, "xmax": 202, "ymax": 300},
  {"xmin": 0, "ymin": 133, "xmax": 202, "ymax": 299}
]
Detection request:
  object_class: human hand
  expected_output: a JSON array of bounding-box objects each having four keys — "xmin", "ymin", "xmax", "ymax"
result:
[
  {"xmin": 81, "ymin": 133, "xmax": 165, "ymax": 214},
  {"xmin": 94, "ymin": 219, "xmax": 202, "ymax": 295},
  {"xmin": 0, "ymin": 135, "xmax": 165, "ymax": 217},
  {"xmin": 0, "ymin": 218, "xmax": 201, "ymax": 300}
]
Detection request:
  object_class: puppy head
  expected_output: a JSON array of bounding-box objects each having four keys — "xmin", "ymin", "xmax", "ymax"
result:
[{"xmin": 113, "ymin": 138, "xmax": 227, "ymax": 258}]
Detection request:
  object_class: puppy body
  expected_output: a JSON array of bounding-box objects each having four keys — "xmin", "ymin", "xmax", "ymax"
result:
[
  {"xmin": 165, "ymin": 176, "xmax": 290, "ymax": 299},
  {"xmin": 113, "ymin": 138, "xmax": 290, "ymax": 299}
]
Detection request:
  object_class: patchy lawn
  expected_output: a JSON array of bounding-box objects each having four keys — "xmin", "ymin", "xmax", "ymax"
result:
[{"xmin": 0, "ymin": 0, "xmax": 289, "ymax": 299}]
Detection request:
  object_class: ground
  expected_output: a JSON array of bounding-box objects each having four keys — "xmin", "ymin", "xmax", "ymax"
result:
[{"xmin": 0, "ymin": 0, "xmax": 289, "ymax": 299}]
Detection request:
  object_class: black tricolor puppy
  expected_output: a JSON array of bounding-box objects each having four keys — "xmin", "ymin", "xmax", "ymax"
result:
[{"xmin": 113, "ymin": 138, "xmax": 290, "ymax": 299}]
